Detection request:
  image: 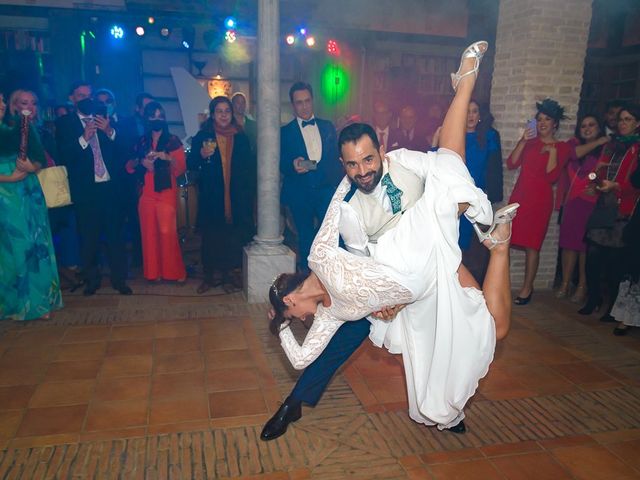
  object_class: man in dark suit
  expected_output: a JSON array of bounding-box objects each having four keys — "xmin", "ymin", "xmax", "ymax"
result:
[
  {"xmin": 397, "ymin": 105, "xmax": 429, "ymax": 152},
  {"xmin": 56, "ymin": 81, "xmax": 132, "ymax": 296},
  {"xmin": 371, "ymin": 99, "xmax": 403, "ymax": 152},
  {"xmin": 280, "ymin": 82, "xmax": 342, "ymax": 271}
]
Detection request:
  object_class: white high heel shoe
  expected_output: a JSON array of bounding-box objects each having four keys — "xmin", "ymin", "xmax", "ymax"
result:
[
  {"xmin": 473, "ymin": 203, "xmax": 520, "ymax": 250},
  {"xmin": 451, "ymin": 41, "xmax": 489, "ymax": 91}
]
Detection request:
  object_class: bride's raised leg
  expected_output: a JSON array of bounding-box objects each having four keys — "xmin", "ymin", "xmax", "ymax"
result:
[
  {"xmin": 438, "ymin": 41, "xmax": 488, "ymax": 160},
  {"xmin": 481, "ymin": 222, "xmax": 512, "ymax": 340}
]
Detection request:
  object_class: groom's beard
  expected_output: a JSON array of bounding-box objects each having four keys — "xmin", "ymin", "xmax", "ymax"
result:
[{"xmin": 353, "ymin": 164, "xmax": 383, "ymax": 193}]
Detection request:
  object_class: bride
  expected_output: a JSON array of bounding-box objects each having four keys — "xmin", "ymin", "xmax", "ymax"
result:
[{"xmin": 269, "ymin": 41, "xmax": 515, "ymax": 430}]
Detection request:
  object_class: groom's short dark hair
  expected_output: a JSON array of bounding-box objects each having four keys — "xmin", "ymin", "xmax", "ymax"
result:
[{"xmin": 338, "ymin": 122, "xmax": 380, "ymax": 152}]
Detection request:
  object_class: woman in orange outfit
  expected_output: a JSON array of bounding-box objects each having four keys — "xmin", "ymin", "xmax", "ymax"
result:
[{"xmin": 128, "ymin": 101, "xmax": 186, "ymax": 282}]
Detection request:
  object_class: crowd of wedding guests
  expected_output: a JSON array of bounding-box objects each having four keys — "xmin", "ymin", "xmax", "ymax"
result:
[{"xmin": 0, "ymin": 80, "xmax": 638, "ymax": 337}]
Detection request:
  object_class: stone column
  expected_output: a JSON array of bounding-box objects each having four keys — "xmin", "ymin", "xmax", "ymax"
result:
[
  {"xmin": 490, "ymin": 0, "xmax": 593, "ymax": 289},
  {"xmin": 244, "ymin": 0, "xmax": 296, "ymax": 303}
]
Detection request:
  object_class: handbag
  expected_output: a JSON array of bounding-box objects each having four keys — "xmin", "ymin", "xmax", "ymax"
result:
[
  {"xmin": 36, "ymin": 165, "xmax": 72, "ymax": 208},
  {"xmin": 585, "ymin": 191, "xmax": 618, "ymax": 230}
]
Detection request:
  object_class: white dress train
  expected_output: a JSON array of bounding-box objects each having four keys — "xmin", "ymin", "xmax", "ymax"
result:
[{"xmin": 279, "ymin": 148, "xmax": 496, "ymax": 429}]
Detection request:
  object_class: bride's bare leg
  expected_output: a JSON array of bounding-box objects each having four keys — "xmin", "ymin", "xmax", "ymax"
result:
[
  {"xmin": 439, "ymin": 45, "xmax": 487, "ymax": 159},
  {"xmin": 481, "ymin": 222, "xmax": 512, "ymax": 340}
]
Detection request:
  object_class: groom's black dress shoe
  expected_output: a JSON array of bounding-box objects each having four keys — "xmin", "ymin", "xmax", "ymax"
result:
[
  {"xmin": 447, "ymin": 420, "xmax": 466, "ymax": 434},
  {"xmin": 260, "ymin": 397, "xmax": 302, "ymax": 441}
]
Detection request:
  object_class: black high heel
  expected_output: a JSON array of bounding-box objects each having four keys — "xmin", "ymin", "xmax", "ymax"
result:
[
  {"xmin": 577, "ymin": 299, "xmax": 601, "ymax": 315},
  {"xmin": 514, "ymin": 291, "xmax": 533, "ymax": 305},
  {"xmin": 599, "ymin": 313, "xmax": 616, "ymax": 323}
]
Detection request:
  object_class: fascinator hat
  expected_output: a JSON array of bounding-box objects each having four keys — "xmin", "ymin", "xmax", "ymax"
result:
[{"xmin": 535, "ymin": 98, "xmax": 568, "ymax": 122}]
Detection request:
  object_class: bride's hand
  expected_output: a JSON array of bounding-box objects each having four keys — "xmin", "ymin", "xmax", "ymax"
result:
[{"xmin": 372, "ymin": 304, "xmax": 406, "ymax": 320}]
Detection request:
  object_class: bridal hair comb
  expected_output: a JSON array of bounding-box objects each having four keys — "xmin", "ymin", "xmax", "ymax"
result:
[{"xmin": 270, "ymin": 274, "xmax": 283, "ymax": 298}]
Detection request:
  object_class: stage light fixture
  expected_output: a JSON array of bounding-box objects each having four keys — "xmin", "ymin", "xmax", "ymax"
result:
[
  {"xmin": 306, "ymin": 36, "xmax": 316, "ymax": 47},
  {"xmin": 135, "ymin": 26, "xmax": 145, "ymax": 36},
  {"xmin": 160, "ymin": 27, "xmax": 171, "ymax": 39},
  {"xmin": 327, "ymin": 39, "xmax": 340, "ymax": 56},
  {"xmin": 182, "ymin": 27, "xmax": 195, "ymax": 49},
  {"xmin": 285, "ymin": 34, "xmax": 295, "ymax": 45},
  {"xmin": 148, "ymin": 16, "xmax": 155, "ymax": 24},
  {"xmin": 110, "ymin": 25, "xmax": 124, "ymax": 40},
  {"xmin": 225, "ymin": 30, "xmax": 237, "ymax": 43},
  {"xmin": 225, "ymin": 17, "xmax": 236, "ymax": 29},
  {"xmin": 299, "ymin": 27, "xmax": 307, "ymax": 35}
]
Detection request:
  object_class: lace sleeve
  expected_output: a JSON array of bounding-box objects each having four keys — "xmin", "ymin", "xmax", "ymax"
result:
[
  {"xmin": 279, "ymin": 307, "xmax": 344, "ymax": 370},
  {"xmin": 308, "ymin": 175, "xmax": 352, "ymax": 265}
]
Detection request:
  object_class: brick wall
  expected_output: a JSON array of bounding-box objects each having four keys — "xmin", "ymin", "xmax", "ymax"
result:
[{"xmin": 490, "ymin": 0, "xmax": 593, "ymax": 289}]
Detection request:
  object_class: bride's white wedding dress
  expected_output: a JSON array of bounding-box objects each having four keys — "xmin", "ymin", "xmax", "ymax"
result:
[{"xmin": 279, "ymin": 147, "xmax": 496, "ymax": 429}]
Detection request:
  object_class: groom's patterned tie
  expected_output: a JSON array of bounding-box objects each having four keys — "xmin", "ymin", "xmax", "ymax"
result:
[{"xmin": 381, "ymin": 173, "xmax": 403, "ymax": 214}]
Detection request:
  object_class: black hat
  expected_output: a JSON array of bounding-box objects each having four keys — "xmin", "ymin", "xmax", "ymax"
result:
[{"xmin": 536, "ymin": 98, "xmax": 567, "ymax": 122}]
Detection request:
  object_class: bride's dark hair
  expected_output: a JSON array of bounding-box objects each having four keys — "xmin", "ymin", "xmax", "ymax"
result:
[{"xmin": 268, "ymin": 272, "xmax": 309, "ymax": 335}]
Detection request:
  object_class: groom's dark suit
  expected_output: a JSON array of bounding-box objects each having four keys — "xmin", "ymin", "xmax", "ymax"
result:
[
  {"xmin": 280, "ymin": 117, "xmax": 342, "ymax": 270},
  {"xmin": 55, "ymin": 113, "xmax": 128, "ymax": 290}
]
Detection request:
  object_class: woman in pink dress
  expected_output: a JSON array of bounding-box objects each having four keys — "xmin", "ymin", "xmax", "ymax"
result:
[
  {"xmin": 507, "ymin": 99, "xmax": 572, "ymax": 304},
  {"xmin": 556, "ymin": 114, "xmax": 610, "ymax": 302}
]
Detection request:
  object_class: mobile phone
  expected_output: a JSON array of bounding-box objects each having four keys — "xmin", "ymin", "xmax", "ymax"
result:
[
  {"xmin": 299, "ymin": 159, "xmax": 318, "ymax": 170},
  {"xmin": 526, "ymin": 118, "xmax": 537, "ymax": 137},
  {"xmin": 94, "ymin": 103, "xmax": 108, "ymax": 118}
]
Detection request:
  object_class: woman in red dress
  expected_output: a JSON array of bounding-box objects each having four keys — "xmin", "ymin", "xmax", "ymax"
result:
[
  {"xmin": 507, "ymin": 99, "xmax": 572, "ymax": 304},
  {"xmin": 127, "ymin": 102, "xmax": 187, "ymax": 282}
]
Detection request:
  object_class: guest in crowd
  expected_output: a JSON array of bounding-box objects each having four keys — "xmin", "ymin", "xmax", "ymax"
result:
[
  {"xmin": 95, "ymin": 88, "xmax": 145, "ymax": 268},
  {"xmin": 280, "ymin": 82, "xmax": 341, "ymax": 272},
  {"xmin": 507, "ymin": 98, "xmax": 572, "ymax": 305},
  {"xmin": 188, "ymin": 96, "xmax": 256, "ymax": 293},
  {"xmin": 580, "ymin": 104, "xmax": 640, "ymax": 320},
  {"xmin": 9, "ymin": 89, "xmax": 82, "ymax": 289},
  {"xmin": 371, "ymin": 99, "xmax": 402, "ymax": 151},
  {"xmin": 56, "ymin": 81, "xmax": 132, "ymax": 296},
  {"xmin": 397, "ymin": 105, "xmax": 428, "ymax": 151},
  {"xmin": 556, "ymin": 114, "xmax": 609, "ymax": 302},
  {"xmin": 0, "ymin": 88, "xmax": 63, "ymax": 320},
  {"xmin": 603, "ymin": 99, "xmax": 625, "ymax": 137},
  {"xmin": 232, "ymin": 92, "xmax": 256, "ymax": 154},
  {"xmin": 127, "ymin": 101, "xmax": 186, "ymax": 283},
  {"xmin": 610, "ymin": 162, "xmax": 640, "ymax": 335}
]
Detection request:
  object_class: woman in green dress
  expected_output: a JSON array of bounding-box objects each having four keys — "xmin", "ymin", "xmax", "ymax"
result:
[{"xmin": 0, "ymin": 89, "xmax": 62, "ymax": 320}]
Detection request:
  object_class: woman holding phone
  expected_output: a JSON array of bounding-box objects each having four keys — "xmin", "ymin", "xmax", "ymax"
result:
[
  {"xmin": 188, "ymin": 96, "xmax": 256, "ymax": 294},
  {"xmin": 507, "ymin": 99, "xmax": 572, "ymax": 304},
  {"xmin": 127, "ymin": 101, "xmax": 187, "ymax": 283}
]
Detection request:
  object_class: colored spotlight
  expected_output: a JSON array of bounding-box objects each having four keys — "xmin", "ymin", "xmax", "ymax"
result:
[
  {"xmin": 110, "ymin": 25, "xmax": 124, "ymax": 40},
  {"xmin": 225, "ymin": 17, "xmax": 236, "ymax": 29},
  {"xmin": 285, "ymin": 34, "xmax": 295, "ymax": 45},
  {"xmin": 182, "ymin": 40, "xmax": 190, "ymax": 48},
  {"xmin": 299, "ymin": 27, "xmax": 307, "ymax": 35},
  {"xmin": 160, "ymin": 27, "xmax": 171, "ymax": 38},
  {"xmin": 327, "ymin": 39, "xmax": 340, "ymax": 56},
  {"xmin": 147, "ymin": 16, "xmax": 155, "ymax": 24},
  {"xmin": 305, "ymin": 36, "xmax": 316, "ymax": 47},
  {"xmin": 225, "ymin": 30, "xmax": 237, "ymax": 43},
  {"xmin": 135, "ymin": 26, "xmax": 145, "ymax": 36}
]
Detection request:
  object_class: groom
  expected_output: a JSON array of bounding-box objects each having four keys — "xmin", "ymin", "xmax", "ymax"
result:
[{"xmin": 261, "ymin": 123, "xmax": 472, "ymax": 440}]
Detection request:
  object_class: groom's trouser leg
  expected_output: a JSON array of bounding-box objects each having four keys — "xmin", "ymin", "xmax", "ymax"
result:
[{"xmin": 290, "ymin": 318, "xmax": 370, "ymax": 406}]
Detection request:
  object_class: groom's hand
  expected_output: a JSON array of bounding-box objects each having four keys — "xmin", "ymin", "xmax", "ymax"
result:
[{"xmin": 372, "ymin": 304, "xmax": 406, "ymax": 320}]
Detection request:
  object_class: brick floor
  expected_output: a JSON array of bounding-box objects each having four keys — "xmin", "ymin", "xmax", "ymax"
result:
[{"xmin": 0, "ymin": 282, "xmax": 639, "ymax": 479}]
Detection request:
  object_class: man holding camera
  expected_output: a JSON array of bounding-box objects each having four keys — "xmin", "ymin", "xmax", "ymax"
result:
[
  {"xmin": 280, "ymin": 81, "xmax": 342, "ymax": 272},
  {"xmin": 56, "ymin": 81, "xmax": 132, "ymax": 296}
]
